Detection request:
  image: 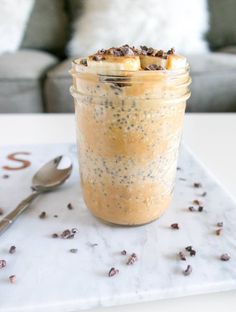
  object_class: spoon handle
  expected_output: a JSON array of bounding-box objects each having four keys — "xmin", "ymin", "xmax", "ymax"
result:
[{"xmin": 0, "ymin": 191, "xmax": 40, "ymax": 235}]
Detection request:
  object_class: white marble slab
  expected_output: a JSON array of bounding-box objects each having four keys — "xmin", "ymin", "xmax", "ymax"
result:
[{"xmin": 0, "ymin": 143, "xmax": 236, "ymax": 312}]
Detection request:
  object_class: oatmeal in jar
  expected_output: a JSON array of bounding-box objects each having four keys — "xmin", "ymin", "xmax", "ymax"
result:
[{"xmin": 70, "ymin": 45, "xmax": 191, "ymax": 225}]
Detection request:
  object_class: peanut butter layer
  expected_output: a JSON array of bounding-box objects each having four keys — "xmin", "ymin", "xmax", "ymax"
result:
[{"xmin": 81, "ymin": 180, "xmax": 172, "ymax": 225}]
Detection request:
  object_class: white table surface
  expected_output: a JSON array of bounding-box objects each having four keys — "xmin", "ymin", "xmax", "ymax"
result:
[{"xmin": 0, "ymin": 113, "xmax": 236, "ymax": 312}]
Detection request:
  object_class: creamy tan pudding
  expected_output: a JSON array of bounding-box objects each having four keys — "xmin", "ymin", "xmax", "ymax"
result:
[{"xmin": 70, "ymin": 45, "xmax": 191, "ymax": 225}]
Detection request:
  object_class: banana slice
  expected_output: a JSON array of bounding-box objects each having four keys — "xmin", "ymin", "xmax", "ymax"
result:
[
  {"xmin": 87, "ymin": 54, "xmax": 141, "ymax": 74},
  {"xmin": 166, "ymin": 54, "xmax": 187, "ymax": 70},
  {"xmin": 140, "ymin": 55, "xmax": 167, "ymax": 70}
]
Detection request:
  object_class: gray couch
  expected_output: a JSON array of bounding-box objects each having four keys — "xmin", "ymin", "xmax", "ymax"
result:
[{"xmin": 1, "ymin": 0, "xmax": 236, "ymax": 113}]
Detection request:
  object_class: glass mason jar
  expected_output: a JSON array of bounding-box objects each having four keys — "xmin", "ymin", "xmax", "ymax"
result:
[{"xmin": 70, "ymin": 60, "xmax": 191, "ymax": 226}]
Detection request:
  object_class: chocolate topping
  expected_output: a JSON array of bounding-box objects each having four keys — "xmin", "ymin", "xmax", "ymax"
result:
[
  {"xmin": 140, "ymin": 45, "xmax": 148, "ymax": 51},
  {"xmin": 139, "ymin": 46, "xmax": 169, "ymax": 59},
  {"xmin": 167, "ymin": 47, "xmax": 175, "ymax": 55},
  {"xmin": 121, "ymin": 46, "xmax": 135, "ymax": 56},
  {"xmin": 80, "ymin": 58, "xmax": 87, "ymax": 66},
  {"xmin": 95, "ymin": 45, "xmax": 136, "ymax": 57},
  {"xmin": 92, "ymin": 55, "xmax": 105, "ymax": 61},
  {"xmin": 147, "ymin": 47, "xmax": 155, "ymax": 56},
  {"xmin": 155, "ymin": 50, "xmax": 164, "ymax": 57},
  {"xmin": 92, "ymin": 45, "xmax": 175, "ymax": 61}
]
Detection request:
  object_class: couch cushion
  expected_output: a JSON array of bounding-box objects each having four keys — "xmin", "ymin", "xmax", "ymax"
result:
[
  {"xmin": 66, "ymin": 0, "xmax": 84, "ymax": 22},
  {"xmin": 219, "ymin": 46, "xmax": 236, "ymax": 55},
  {"xmin": 207, "ymin": 0, "xmax": 236, "ymax": 50},
  {"xmin": 21, "ymin": 0, "xmax": 68, "ymax": 57},
  {"xmin": 44, "ymin": 58, "xmax": 73, "ymax": 113},
  {"xmin": 188, "ymin": 52, "xmax": 236, "ymax": 112},
  {"xmin": 0, "ymin": 50, "xmax": 58, "ymax": 113},
  {"xmin": 44, "ymin": 52, "xmax": 236, "ymax": 113}
]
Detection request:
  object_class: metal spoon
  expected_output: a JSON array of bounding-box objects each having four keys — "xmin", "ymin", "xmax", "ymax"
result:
[{"xmin": 0, "ymin": 155, "xmax": 73, "ymax": 235}]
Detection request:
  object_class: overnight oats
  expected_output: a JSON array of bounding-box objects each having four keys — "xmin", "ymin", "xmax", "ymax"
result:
[{"xmin": 70, "ymin": 45, "xmax": 191, "ymax": 225}]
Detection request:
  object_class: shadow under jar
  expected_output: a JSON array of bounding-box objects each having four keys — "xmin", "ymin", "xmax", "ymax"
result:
[{"xmin": 70, "ymin": 60, "xmax": 191, "ymax": 226}]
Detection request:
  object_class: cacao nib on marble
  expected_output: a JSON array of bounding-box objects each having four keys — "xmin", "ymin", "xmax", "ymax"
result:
[
  {"xmin": 108, "ymin": 267, "xmax": 119, "ymax": 277},
  {"xmin": 9, "ymin": 246, "xmax": 16, "ymax": 254},
  {"xmin": 183, "ymin": 264, "xmax": 192, "ymax": 276},
  {"xmin": 71, "ymin": 228, "xmax": 78, "ymax": 234},
  {"xmin": 171, "ymin": 223, "xmax": 180, "ymax": 230},
  {"xmin": 0, "ymin": 259, "xmax": 7, "ymax": 269},
  {"xmin": 189, "ymin": 249, "xmax": 196, "ymax": 257},
  {"xmin": 220, "ymin": 253, "xmax": 230, "ymax": 261},
  {"xmin": 9, "ymin": 275, "xmax": 16, "ymax": 284},
  {"xmin": 179, "ymin": 251, "xmax": 186, "ymax": 261},
  {"xmin": 127, "ymin": 253, "xmax": 138, "ymax": 265},
  {"xmin": 67, "ymin": 203, "xmax": 73, "ymax": 210},
  {"xmin": 61, "ymin": 229, "xmax": 71, "ymax": 238},
  {"xmin": 193, "ymin": 182, "xmax": 202, "ymax": 188},
  {"xmin": 39, "ymin": 211, "xmax": 46, "ymax": 219},
  {"xmin": 69, "ymin": 248, "xmax": 78, "ymax": 253},
  {"xmin": 185, "ymin": 246, "xmax": 193, "ymax": 252}
]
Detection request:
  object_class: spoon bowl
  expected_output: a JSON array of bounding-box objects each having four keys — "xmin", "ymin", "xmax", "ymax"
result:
[{"xmin": 32, "ymin": 155, "xmax": 73, "ymax": 191}]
